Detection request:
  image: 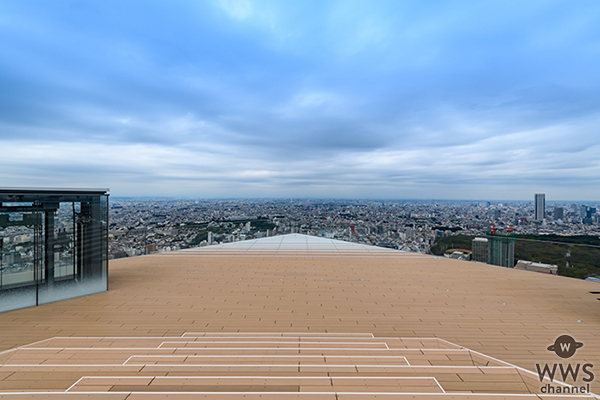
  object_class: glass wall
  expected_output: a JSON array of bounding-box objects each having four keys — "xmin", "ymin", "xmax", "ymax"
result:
[
  {"xmin": 0, "ymin": 211, "xmax": 41, "ymax": 311},
  {"xmin": 0, "ymin": 190, "xmax": 109, "ymax": 313}
]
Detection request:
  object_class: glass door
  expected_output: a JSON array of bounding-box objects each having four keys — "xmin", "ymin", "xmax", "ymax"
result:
[{"xmin": 0, "ymin": 211, "xmax": 44, "ymax": 312}]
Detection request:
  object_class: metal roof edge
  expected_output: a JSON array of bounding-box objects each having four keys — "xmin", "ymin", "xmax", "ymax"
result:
[{"xmin": 0, "ymin": 187, "xmax": 110, "ymax": 195}]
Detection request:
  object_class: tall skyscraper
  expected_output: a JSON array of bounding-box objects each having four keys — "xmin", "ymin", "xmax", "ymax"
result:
[
  {"xmin": 534, "ymin": 193, "xmax": 545, "ymax": 221},
  {"xmin": 488, "ymin": 234, "xmax": 516, "ymax": 268}
]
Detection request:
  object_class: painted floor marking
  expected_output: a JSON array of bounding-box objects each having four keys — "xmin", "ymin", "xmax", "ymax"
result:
[{"xmin": 3, "ymin": 332, "xmax": 595, "ymax": 397}]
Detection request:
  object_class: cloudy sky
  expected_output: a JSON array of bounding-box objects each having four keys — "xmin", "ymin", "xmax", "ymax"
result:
[{"xmin": 1, "ymin": 1, "xmax": 599, "ymax": 200}]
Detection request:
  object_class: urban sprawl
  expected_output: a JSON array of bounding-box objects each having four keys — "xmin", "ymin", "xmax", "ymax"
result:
[{"xmin": 109, "ymin": 197, "xmax": 600, "ymax": 258}]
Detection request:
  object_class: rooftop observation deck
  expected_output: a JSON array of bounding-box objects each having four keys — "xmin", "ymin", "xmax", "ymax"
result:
[{"xmin": 0, "ymin": 234, "xmax": 599, "ymax": 398}]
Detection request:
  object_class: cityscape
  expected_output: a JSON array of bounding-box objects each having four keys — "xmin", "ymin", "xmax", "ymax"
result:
[{"xmin": 107, "ymin": 194, "xmax": 600, "ymax": 268}]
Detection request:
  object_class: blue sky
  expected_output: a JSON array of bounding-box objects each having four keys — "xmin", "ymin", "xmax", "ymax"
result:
[{"xmin": 1, "ymin": 0, "xmax": 599, "ymax": 200}]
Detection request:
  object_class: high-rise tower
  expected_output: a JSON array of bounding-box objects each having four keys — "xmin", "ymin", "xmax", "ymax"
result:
[
  {"xmin": 534, "ymin": 193, "xmax": 545, "ymax": 221},
  {"xmin": 487, "ymin": 233, "xmax": 516, "ymax": 268}
]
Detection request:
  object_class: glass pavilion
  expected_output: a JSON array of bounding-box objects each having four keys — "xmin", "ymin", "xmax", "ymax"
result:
[{"xmin": 0, "ymin": 188, "xmax": 109, "ymax": 313}]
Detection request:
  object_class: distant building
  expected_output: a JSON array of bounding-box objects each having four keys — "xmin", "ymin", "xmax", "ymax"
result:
[
  {"xmin": 515, "ymin": 260, "xmax": 557, "ymax": 275},
  {"xmin": 207, "ymin": 231, "xmax": 214, "ymax": 245},
  {"xmin": 487, "ymin": 233, "xmax": 515, "ymax": 268},
  {"xmin": 553, "ymin": 206, "xmax": 564, "ymax": 221},
  {"xmin": 447, "ymin": 251, "xmax": 470, "ymax": 261},
  {"xmin": 471, "ymin": 237, "xmax": 489, "ymax": 263},
  {"xmin": 581, "ymin": 206, "xmax": 596, "ymax": 224},
  {"xmin": 534, "ymin": 194, "xmax": 545, "ymax": 221}
]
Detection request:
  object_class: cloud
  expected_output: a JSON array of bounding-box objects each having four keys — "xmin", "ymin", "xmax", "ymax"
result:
[
  {"xmin": 0, "ymin": 1, "xmax": 600, "ymax": 200},
  {"xmin": 293, "ymin": 91, "xmax": 340, "ymax": 108},
  {"xmin": 217, "ymin": 0, "xmax": 254, "ymax": 21}
]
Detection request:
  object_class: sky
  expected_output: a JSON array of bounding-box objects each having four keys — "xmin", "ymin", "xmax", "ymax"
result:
[{"xmin": 1, "ymin": 0, "xmax": 600, "ymax": 200}]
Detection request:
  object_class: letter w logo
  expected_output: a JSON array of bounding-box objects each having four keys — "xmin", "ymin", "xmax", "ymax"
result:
[
  {"xmin": 559, "ymin": 364, "xmax": 580, "ymax": 381},
  {"xmin": 536, "ymin": 363, "xmax": 557, "ymax": 382},
  {"xmin": 560, "ymin": 343, "xmax": 571, "ymax": 352}
]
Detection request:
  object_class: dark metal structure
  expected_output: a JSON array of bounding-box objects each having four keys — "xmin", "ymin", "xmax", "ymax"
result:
[{"xmin": 0, "ymin": 188, "xmax": 109, "ymax": 312}]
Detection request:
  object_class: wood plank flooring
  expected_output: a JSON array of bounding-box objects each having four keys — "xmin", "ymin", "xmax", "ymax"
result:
[{"xmin": 0, "ymin": 234, "xmax": 599, "ymax": 398}]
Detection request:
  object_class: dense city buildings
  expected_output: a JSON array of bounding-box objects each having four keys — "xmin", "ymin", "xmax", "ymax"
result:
[{"xmin": 107, "ymin": 197, "xmax": 600, "ymax": 260}]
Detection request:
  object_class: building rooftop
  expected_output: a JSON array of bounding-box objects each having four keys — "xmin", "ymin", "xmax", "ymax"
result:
[
  {"xmin": 1, "ymin": 234, "xmax": 599, "ymax": 398},
  {"xmin": 0, "ymin": 187, "xmax": 109, "ymax": 196}
]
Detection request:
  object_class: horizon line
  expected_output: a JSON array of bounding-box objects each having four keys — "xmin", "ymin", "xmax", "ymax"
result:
[{"xmin": 109, "ymin": 196, "xmax": 599, "ymax": 203}]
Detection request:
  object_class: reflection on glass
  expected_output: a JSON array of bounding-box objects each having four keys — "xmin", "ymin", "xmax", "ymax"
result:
[
  {"xmin": 0, "ymin": 190, "xmax": 108, "ymax": 313},
  {"xmin": 54, "ymin": 203, "xmax": 76, "ymax": 280},
  {"xmin": 0, "ymin": 213, "xmax": 41, "ymax": 289}
]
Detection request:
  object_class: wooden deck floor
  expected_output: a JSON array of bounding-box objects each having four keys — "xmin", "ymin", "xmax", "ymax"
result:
[{"xmin": 0, "ymin": 234, "xmax": 599, "ymax": 398}]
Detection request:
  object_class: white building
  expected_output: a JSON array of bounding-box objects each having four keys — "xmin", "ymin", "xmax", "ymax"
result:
[
  {"xmin": 471, "ymin": 237, "xmax": 489, "ymax": 263},
  {"xmin": 515, "ymin": 260, "xmax": 557, "ymax": 275}
]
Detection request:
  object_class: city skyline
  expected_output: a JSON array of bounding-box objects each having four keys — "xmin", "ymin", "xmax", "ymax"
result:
[
  {"xmin": 108, "ymin": 195, "xmax": 599, "ymax": 203},
  {"xmin": 1, "ymin": 1, "xmax": 600, "ymax": 200}
]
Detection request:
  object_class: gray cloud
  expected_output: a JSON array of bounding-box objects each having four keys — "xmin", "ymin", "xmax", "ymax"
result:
[{"xmin": 1, "ymin": 0, "xmax": 600, "ymax": 200}]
